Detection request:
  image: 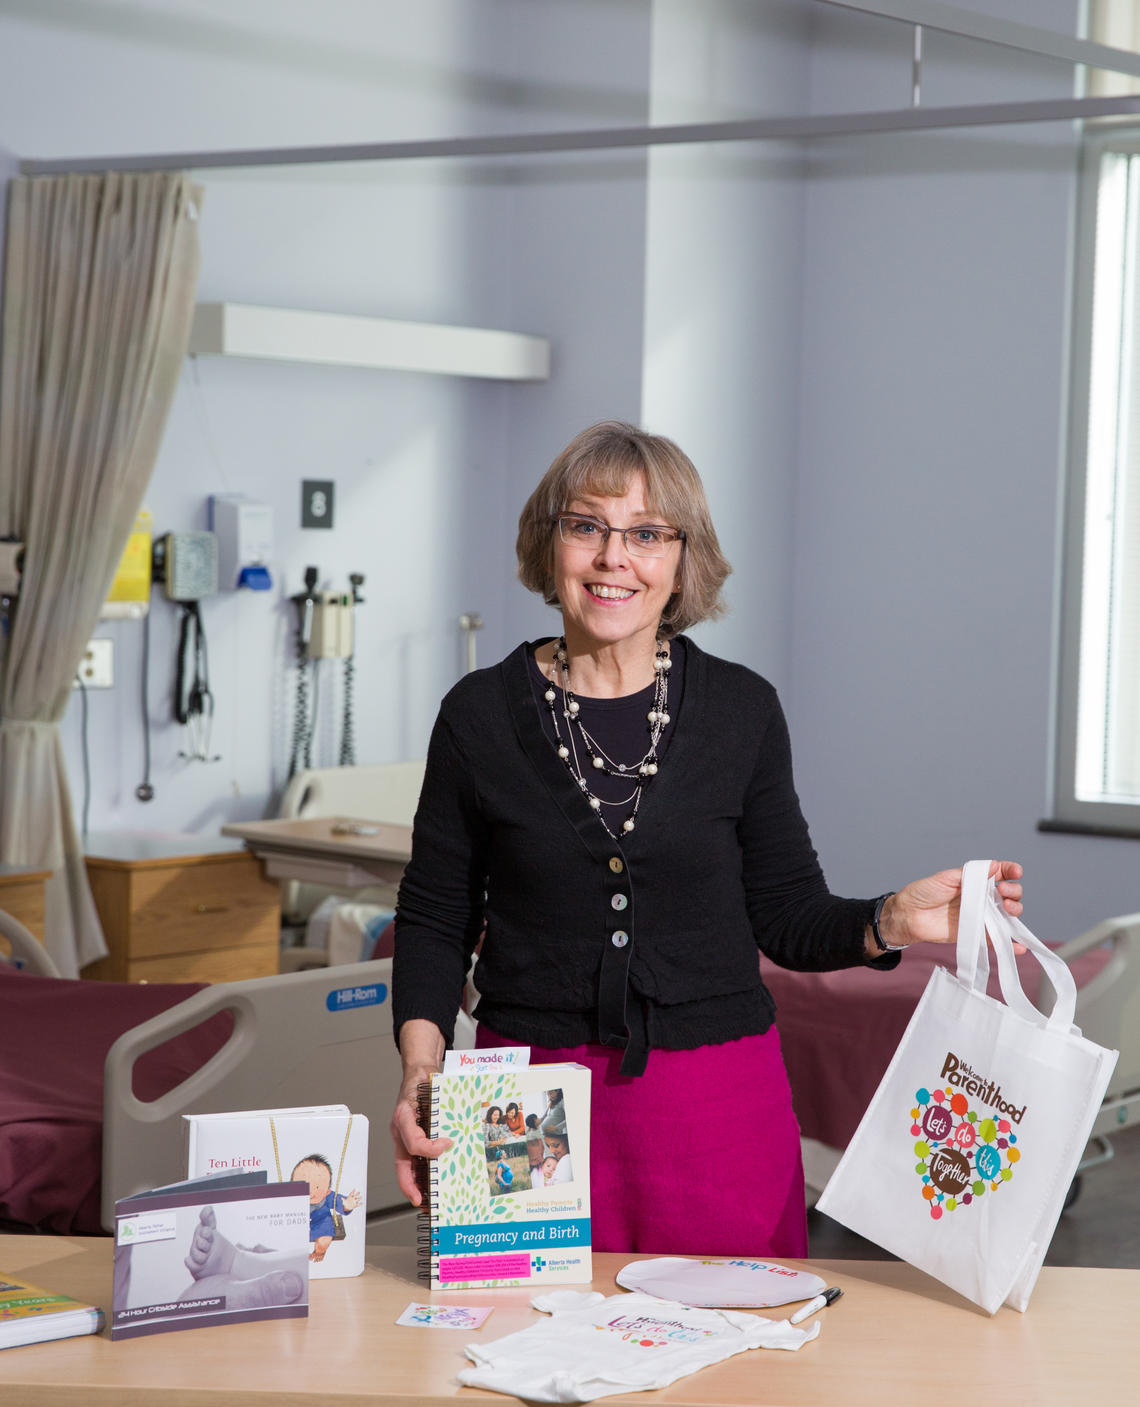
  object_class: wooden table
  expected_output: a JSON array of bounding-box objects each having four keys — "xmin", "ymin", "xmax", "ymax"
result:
[
  {"xmin": 81, "ymin": 833, "xmax": 280, "ymax": 984},
  {"xmin": 221, "ymin": 816, "xmax": 413, "ymax": 891},
  {"xmin": 0, "ymin": 1237, "xmax": 1136, "ymax": 1405}
]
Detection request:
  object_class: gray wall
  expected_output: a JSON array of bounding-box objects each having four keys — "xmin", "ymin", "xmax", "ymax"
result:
[
  {"xmin": 0, "ymin": 148, "xmax": 15, "ymax": 251},
  {"xmin": 788, "ymin": 0, "xmax": 1140, "ymax": 938},
  {"xmin": 0, "ymin": 2, "xmax": 655, "ymax": 833},
  {"xmin": 1, "ymin": 0, "xmax": 1136, "ymax": 938},
  {"xmin": 642, "ymin": 0, "xmax": 812, "ymax": 686},
  {"xmin": 0, "ymin": 145, "xmax": 18, "ymax": 400}
]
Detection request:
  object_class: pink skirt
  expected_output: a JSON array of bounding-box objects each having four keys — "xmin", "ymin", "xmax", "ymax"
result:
[{"xmin": 475, "ymin": 1023, "xmax": 807, "ymax": 1258}]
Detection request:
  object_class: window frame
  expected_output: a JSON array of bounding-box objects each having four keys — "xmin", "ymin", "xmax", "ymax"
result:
[{"xmin": 1052, "ymin": 124, "xmax": 1140, "ymax": 837}]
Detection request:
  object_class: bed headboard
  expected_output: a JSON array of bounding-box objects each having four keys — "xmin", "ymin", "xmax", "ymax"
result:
[
  {"xmin": 102, "ymin": 959, "xmax": 402, "ymax": 1231},
  {"xmin": 275, "ymin": 761, "xmax": 426, "ymax": 922}
]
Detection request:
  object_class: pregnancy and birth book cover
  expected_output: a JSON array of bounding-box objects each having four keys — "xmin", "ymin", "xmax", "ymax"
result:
[{"xmin": 417, "ymin": 1057, "xmax": 591, "ymax": 1290}]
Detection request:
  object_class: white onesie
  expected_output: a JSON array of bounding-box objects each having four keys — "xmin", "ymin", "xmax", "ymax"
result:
[{"xmin": 457, "ymin": 1290, "xmax": 819, "ymax": 1403}]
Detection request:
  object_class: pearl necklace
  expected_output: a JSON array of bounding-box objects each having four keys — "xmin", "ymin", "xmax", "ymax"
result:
[{"xmin": 543, "ymin": 637, "xmax": 671, "ymax": 839}]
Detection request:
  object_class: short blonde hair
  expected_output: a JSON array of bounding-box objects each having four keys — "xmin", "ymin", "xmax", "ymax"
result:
[{"xmin": 516, "ymin": 421, "xmax": 731, "ymax": 636}]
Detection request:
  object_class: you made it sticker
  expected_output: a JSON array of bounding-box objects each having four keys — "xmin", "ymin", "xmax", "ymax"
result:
[{"xmin": 910, "ymin": 1087, "xmax": 1021, "ymax": 1220}]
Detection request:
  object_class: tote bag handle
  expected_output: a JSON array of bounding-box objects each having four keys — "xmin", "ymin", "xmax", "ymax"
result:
[{"xmin": 956, "ymin": 860, "xmax": 1077, "ymax": 1033}]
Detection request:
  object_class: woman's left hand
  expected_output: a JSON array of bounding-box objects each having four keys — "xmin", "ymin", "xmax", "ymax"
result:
[{"xmin": 876, "ymin": 861, "xmax": 1023, "ymax": 951}]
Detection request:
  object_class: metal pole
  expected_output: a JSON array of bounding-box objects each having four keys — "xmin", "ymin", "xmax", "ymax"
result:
[
  {"xmin": 458, "ymin": 613, "xmax": 483, "ymax": 675},
  {"xmin": 818, "ymin": 0, "xmax": 1140, "ymax": 81},
  {"xmin": 21, "ymin": 94, "xmax": 1140, "ymax": 176},
  {"xmin": 912, "ymin": 25, "xmax": 924, "ymax": 108}
]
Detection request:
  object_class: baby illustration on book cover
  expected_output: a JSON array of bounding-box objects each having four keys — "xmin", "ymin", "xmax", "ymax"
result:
[{"xmin": 290, "ymin": 1154, "xmax": 362, "ymax": 1262}]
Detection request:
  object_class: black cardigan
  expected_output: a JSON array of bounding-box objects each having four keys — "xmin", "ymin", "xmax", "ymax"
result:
[{"xmin": 392, "ymin": 637, "xmax": 894, "ymax": 1075}]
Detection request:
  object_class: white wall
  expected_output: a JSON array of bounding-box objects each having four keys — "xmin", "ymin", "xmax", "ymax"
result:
[{"xmin": 789, "ymin": 0, "xmax": 1140, "ymax": 938}]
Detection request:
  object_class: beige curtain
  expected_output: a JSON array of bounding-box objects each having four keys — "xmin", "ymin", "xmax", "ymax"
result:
[{"xmin": 0, "ymin": 172, "xmax": 201, "ymax": 976}]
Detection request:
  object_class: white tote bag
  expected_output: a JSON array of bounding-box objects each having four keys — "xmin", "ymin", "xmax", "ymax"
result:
[{"xmin": 816, "ymin": 860, "xmax": 1117, "ymax": 1314}]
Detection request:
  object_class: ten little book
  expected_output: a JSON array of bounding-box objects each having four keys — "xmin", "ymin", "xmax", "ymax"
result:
[
  {"xmin": 184, "ymin": 1105, "xmax": 368, "ymax": 1279},
  {"xmin": 417, "ymin": 1059, "xmax": 591, "ymax": 1290}
]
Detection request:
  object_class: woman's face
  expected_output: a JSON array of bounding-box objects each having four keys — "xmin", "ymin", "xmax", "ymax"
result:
[
  {"xmin": 552, "ymin": 472, "xmax": 682, "ymax": 657},
  {"xmin": 545, "ymin": 1135, "xmax": 568, "ymax": 1160},
  {"xmin": 488, "ymin": 1108, "xmax": 501, "ymax": 1124}
]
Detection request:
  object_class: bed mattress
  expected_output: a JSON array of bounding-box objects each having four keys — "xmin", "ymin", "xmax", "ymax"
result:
[{"xmin": 0, "ymin": 966, "xmax": 232, "ymax": 1233}]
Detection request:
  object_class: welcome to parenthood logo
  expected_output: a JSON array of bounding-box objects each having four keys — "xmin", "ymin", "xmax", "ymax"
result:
[{"xmin": 909, "ymin": 1053, "xmax": 1024, "ymax": 1220}]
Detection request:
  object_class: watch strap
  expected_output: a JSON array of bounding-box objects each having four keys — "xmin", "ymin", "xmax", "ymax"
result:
[{"xmin": 871, "ymin": 891, "xmax": 905, "ymax": 952}]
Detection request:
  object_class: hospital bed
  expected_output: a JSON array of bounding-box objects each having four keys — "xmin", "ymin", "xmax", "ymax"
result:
[
  {"xmin": 0, "ymin": 907, "xmax": 452, "ymax": 1236},
  {"xmin": 766, "ymin": 912, "xmax": 1140, "ymax": 1199},
  {"xmin": 3, "ymin": 896, "xmax": 1134, "ymax": 1237},
  {"xmin": 223, "ymin": 760, "xmax": 425, "ymax": 971},
  {"xmin": 273, "ymin": 761, "xmax": 425, "ymax": 923}
]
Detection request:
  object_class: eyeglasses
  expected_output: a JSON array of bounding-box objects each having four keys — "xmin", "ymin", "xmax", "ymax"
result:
[{"xmin": 554, "ymin": 513, "xmax": 685, "ymax": 558}]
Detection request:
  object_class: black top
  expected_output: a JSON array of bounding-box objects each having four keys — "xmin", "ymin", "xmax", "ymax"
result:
[
  {"xmin": 392, "ymin": 636, "xmax": 897, "ymax": 1076},
  {"xmin": 526, "ymin": 638, "xmax": 685, "ymax": 817}
]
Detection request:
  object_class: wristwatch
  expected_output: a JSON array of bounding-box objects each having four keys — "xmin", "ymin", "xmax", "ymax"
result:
[{"xmin": 870, "ymin": 891, "xmax": 905, "ymax": 953}]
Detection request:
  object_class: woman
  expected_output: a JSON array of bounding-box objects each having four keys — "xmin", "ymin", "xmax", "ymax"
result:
[
  {"xmin": 483, "ymin": 1106, "xmax": 509, "ymax": 1145},
  {"xmin": 391, "ymin": 420, "xmax": 1022, "ymax": 1256},
  {"xmin": 505, "ymin": 1101, "xmax": 526, "ymax": 1139},
  {"xmin": 542, "ymin": 1129, "xmax": 573, "ymax": 1185}
]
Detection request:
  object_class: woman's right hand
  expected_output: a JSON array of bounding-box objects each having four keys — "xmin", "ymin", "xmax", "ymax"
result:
[{"xmin": 390, "ymin": 1020, "xmax": 453, "ymax": 1206}]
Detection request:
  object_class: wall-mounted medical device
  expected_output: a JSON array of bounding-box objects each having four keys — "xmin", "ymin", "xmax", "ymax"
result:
[
  {"xmin": 287, "ymin": 567, "xmax": 365, "ymax": 776},
  {"xmin": 308, "ymin": 591, "xmax": 354, "ymax": 659},
  {"xmin": 154, "ymin": 531, "xmax": 218, "ymax": 602},
  {"xmin": 101, "ymin": 510, "xmax": 152, "ymax": 619},
  {"xmin": 209, "ymin": 494, "xmax": 273, "ymax": 591}
]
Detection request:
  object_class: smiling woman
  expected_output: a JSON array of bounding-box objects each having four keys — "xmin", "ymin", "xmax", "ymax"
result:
[
  {"xmin": 516, "ymin": 421, "xmax": 729, "ymax": 639},
  {"xmin": 389, "ymin": 419, "xmax": 1025, "ymax": 1259}
]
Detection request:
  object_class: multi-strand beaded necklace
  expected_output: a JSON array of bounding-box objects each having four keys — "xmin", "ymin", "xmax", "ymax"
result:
[{"xmin": 542, "ymin": 636, "xmax": 672, "ymax": 840}]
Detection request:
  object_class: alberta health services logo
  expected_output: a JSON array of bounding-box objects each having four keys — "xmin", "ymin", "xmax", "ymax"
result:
[{"xmin": 910, "ymin": 1052, "xmax": 1024, "ymax": 1220}]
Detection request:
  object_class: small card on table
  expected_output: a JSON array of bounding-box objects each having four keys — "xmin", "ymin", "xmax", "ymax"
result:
[{"xmin": 396, "ymin": 1301, "xmax": 494, "ymax": 1329}]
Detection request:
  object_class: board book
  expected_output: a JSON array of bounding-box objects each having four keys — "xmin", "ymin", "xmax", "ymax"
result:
[
  {"xmin": 184, "ymin": 1104, "xmax": 368, "ymax": 1279},
  {"xmin": 417, "ymin": 1060, "xmax": 591, "ymax": 1290},
  {"xmin": 0, "ymin": 1273, "xmax": 103, "ymax": 1350},
  {"xmin": 112, "ymin": 1172, "xmax": 309, "ymax": 1340}
]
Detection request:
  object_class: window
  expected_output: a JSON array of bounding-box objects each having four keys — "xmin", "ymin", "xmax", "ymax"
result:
[{"xmin": 1055, "ymin": 133, "xmax": 1140, "ymax": 831}]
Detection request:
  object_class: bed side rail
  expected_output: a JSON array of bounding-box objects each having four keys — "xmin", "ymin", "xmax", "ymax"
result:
[
  {"xmin": 102, "ymin": 960, "xmax": 401, "ymax": 1230},
  {"xmin": 0, "ymin": 909, "xmax": 61, "ymax": 977},
  {"xmin": 1054, "ymin": 914, "xmax": 1140, "ymax": 1097}
]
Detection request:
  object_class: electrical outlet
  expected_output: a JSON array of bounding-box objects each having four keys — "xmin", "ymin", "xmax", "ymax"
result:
[{"xmin": 75, "ymin": 638, "xmax": 114, "ymax": 689}]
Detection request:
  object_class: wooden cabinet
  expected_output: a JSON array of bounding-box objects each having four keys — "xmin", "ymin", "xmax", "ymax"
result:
[
  {"xmin": 0, "ymin": 866, "xmax": 50, "ymax": 957},
  {"xmin": 81, "ymin": 835, "xmax": 280, "ymax": 984}
]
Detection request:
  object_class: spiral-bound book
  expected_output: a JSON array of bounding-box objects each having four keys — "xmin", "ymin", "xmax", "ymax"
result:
[{"xmin": 417, "ymin": 1062, "xmax": 592, "ymax": 1289}]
